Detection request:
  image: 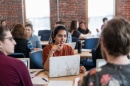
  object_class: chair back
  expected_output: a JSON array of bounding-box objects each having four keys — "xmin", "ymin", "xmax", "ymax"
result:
[
  {"xmin": 8, "ymin": 53, "xmax": 25, "ymax": 58},
  {"xmin": 41, "ymin": 33, "xmax": 50, "ymax": 41},
  {"xmin": 72, "ymin": 37, "xmax": 79, "ymax": 49},
  {"xmin": 84, "ymin": 38, "xmax": 99, "ymax": 49},
  {"xmin": 29, "ymin": 50, "xmax": 43, "ymax": 69},
  {"xmin": 38, "ymin": 30, "xmax": 51, "ymax": 36}
]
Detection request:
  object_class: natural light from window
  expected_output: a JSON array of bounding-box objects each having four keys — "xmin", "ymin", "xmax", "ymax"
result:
[
  {"xmin": 26, "ymin": 0, "xmax": 50, "ymax": 35},
  {"xmin": 88, "ymin": 0, "xmax": 114, "ymax": 35}
]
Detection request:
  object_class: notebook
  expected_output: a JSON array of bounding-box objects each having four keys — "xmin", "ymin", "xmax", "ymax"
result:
[
  {"xmin": 48, "ymin": 55, "xmax": 80, "ymax": 77},
  {"xmin": 96, "ymin": 59, "xmax": 107, "ymax": 68},
  {"xmin": 65, "ymin": 42, "xmax": 76, "ymax": 49}
]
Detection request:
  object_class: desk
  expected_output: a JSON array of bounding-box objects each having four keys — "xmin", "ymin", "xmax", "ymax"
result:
[
  {"xmin": 41, "ymin": 41, "xmax": 49, "ymax": 46},
  {"xmin": 30, "ymin": 69, "xmax": 85, "ymax": 86},
  {"xmin": 74, "ymin": 50, "xmax": 92, "ymax": 58}
]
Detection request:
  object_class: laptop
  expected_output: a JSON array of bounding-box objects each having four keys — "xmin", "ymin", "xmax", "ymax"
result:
[
  {"xmin": 65, "ymin": 42, "xmax": 76, "ymax": 49},
  {"xmin": 48, "ymin": 55, "xmax": 80, "ymax": 77},
  {"xmin": 17, "ymin": 58, "xmax": 30, "ymax": 69},
  {"xmin": 96, "ymin": 59, "xmax": 107, "ymax": 68}
]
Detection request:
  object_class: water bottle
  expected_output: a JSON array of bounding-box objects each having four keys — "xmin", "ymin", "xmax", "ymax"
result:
[
  {"xmin": 78, "ymin": 40, "xmax": 82, "ymax": 53},
  {"xmin": 27, "ymin": 41, "xmax": 34, "ymax": 52}
]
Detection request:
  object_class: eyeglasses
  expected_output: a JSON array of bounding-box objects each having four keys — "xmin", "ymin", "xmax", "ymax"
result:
[{"xmin": 3, "ymin": 37, "xmax": 14, "ymax": 42}]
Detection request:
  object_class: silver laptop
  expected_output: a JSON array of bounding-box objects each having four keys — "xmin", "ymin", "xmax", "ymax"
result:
[
  {"xmin": 17, "ymin": 58, "xmax": 30, "ymax": 69},
  {"xmin": 96, "ymin": 59, "xmax": 107, "ymax": 68},
  {"xmin": 48, "ymin": 55, "xmax": 80, "ymax": 77},
  {"xmin": 65, "ymin": 42, "xmax": 76, "ymax": 49}
]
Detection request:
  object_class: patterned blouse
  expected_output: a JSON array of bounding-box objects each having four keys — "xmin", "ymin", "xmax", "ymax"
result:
[{"xmin": 81, "ymin": 63, "xmax": 130, "ymax": 86}]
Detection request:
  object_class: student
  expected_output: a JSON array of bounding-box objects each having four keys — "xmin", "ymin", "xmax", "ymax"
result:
[
  {"xmin": 101, "ymin": 17, "xmax": 108, "ymax": 30},
  {"xmin": 43, "ymin": 26, "xmax": 86, "ymax": 72},
  {"xmin": 70, "ymin": 20, "xmax": 91, "ymax": 39},
  {"xmin": 0, "ymin": 26, "xmax": 33, "ymax": 86},
  {"xmin": 78, "ymin": 22, "xmax": 91, "ymax": 34},
  {"xmin": 25, "ymin": 23, "xmax": 42, "ymax": 51},
  {"xmin": 1, "ymin": 19, "xmax": 7, "ymax": 27},
  {"xmin": 80, "ymin": 17, "xmax": 130, "ymax": 86},
  {"xmin": 11, "ymin": 24, "xmax": 30, "ymax": 57},
  {"xmin": 49, "ymin": 21, "xmax": 72, "ymax": 43}
]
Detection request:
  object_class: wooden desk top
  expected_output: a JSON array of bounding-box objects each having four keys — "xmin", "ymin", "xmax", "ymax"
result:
[
  {"xmin": 74, "ymin": 50, "xmax": 92, "ymax": 58},
  {"xmin": 30, "ymin": 69, "xmax": 86, "ymax": 86}
]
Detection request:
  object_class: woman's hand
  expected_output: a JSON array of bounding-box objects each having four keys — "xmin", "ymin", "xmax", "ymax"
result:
[
  {"xmin": 79, "ymin": 66, "xmax": 86, "ymax": 73},
  {"xmin": 51, "ymin": 44, "xmax": 63, "ymax": 52}
]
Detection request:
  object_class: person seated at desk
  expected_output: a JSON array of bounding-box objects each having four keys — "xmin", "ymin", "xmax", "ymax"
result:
[
  {"xmin": 25, "ymin": 23, "xmax": 42, "ymax": 51},
  {"xmin": 43, "ymin": 26, "xmax": 86, "ymax": 72},
  {"xmin": 0, "ymin": 26, "xmax": 32, "ymax": 86},
  {"xmin": 78, "ymin": 21, "xmax": 91, "ymax": 34},
  {"xmin": 70, "ymin": 20, "xmax": 91, "ymax": 39},
  {"xmin": 80, "ymin": 17, "xmax": 130, "ymax": 86},
  {"xmin": 49, "ymin": 21, "xmax": 72, "ymax": 43},
  {"xmin": 11, "ymin": 24, "xmax": 30, "ymax": 57}
]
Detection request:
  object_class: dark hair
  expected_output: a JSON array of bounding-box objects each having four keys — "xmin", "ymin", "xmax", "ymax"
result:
[
  {"xmin": 0, "ymin": 26, "xmax": 10, "ymax": 41},
  {"xmin": 70, "ymin": 20, "xmax": 78, "ymax": 32},
  {"xmin": 101, "ymin": 17, "xmax": 130, "ymax": 57},
  {"xmin": 25, "ymin": 23, "xmax": 33, "ymax": 30},
  {"xmin": 1, "ymin": 19, "xmax": 6, "ymax": 24},
  {"xmin": 52, "ymin": 26, "xmax": 67, "ymax": 43},
  {"xmin": 11, "ymin": 24, "xmax": 27, "ymax": 39},
  {"xmin": 102, "ymin": 17, "xmax": 108, "ymax": 22},
  {"xmin": 79, "ymin": 21, "xmax": 85, "ymax": 25}
]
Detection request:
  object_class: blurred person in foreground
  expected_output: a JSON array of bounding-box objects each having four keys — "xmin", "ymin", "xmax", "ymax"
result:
[
  {"xmin": 0, "ymin": 26, "xmax": 32, "ymax": 86},
  {"xmin": 80, "ymin": 17, "xmax": 130, "ymax": 86}
]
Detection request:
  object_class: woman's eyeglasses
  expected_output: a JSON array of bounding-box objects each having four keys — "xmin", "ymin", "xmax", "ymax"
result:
[{"xmin": 4, "ymin": 37, "xmax": 14, "ymax": 42}]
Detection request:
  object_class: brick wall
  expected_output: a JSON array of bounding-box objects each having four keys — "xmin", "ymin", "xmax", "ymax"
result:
[
  {"xmin": 116, "ymin": 0, "xmax": 130, "ymax": 20},
  {"xmin": 0, "ymin": 0, "xmax": 130, "ymax": 30},
  {"xmin": 50, "ymin": 0, "xmax": 86, "ymax": 30},
  {"xmin": 0, "ymin": 0, "xmax": 23, "ymax": 29}
]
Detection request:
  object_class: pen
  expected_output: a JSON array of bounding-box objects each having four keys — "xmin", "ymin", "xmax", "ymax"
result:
[
  {"xmin": 31, "ymin": 70, "xmax": 44, "ymax": 78},
  {"xmin": 42, "ymin": 78, "xmax": 48, "ymax": 82}
]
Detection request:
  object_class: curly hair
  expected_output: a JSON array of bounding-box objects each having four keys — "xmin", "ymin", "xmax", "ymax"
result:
[{"xmin": 11, "ymin": 24, "xmax": 27, "ymax": 39}]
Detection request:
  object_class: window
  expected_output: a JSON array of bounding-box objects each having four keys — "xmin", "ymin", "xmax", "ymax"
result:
[
  {"xmin": 88, "ymin": 0, "xmax": 115, "ymax": 35},
  {"xmin": 25, "ymin": 0, "xmax": 50, "ymax": 35}
]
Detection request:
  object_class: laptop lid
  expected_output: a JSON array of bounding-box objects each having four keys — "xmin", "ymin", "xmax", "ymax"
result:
[
  {"xmin": 17, "ymin": 58, "xmax": 30, "ymax": 69},
  {"xmin": 65, "ymin": 42, "xmax": 76, "ymax": 49},
  {"xmin": 49, "ymin": 55, "xmax": 80, "ymax": 77},
  {"xmin": 96, "ymin": 59, "xmax": 106, "ymax": 68}
]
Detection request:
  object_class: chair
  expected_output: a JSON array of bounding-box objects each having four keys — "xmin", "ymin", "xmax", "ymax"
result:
[
  {"xmin": 41, "ymin": 33, "xmax": 50, "ymax": 41},
  {"xmin": 29, "ymin": 50, "xmax": 43, "ymax": 69},
  {"xmin": 72, "ymin": 37, "xmax": 79, "ymax": 49},
  {"xmin": 8, "ymin": 53, "xmax": 25, "ymax": 58},
  {"xmin": 38, "ymin": 30, "xmax": 51, "ymax": 36},
  {"xmin": 84, "ymin": 38, "xmax": 99, "ymax": 49}
]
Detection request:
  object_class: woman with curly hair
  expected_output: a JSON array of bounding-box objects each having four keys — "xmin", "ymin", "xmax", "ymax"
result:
[{"xmin": 11, "ymin": 24, "xmax": 30, "ymax": 57}]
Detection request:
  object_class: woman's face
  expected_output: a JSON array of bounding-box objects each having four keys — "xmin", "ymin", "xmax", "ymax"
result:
[
  {"xmin": 54, "ymin": 30, "xmax": 67, "ymax": 45},
  {"xmin": 25, "ymin": 26, "xmax": 33, "ymax": 37},
  {"xmin": 0, "ymin": 31, "xmax": 16, "ymax": 55}
]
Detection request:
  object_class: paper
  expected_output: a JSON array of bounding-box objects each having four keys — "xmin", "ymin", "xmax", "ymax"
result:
[
  {"xmin": 82, "ymin": 49, "xmax": 91, "ymax": 52},
  {"xmin": 31, "ymin": 76, "xmax": 48, "ymax": 85},
  {"xmin": 48, "ymin": 80, "xmax": 73, "ymax": 86}
]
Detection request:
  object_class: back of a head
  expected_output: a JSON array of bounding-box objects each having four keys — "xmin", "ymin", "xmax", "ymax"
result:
[
  {"xmin": 70, "ymin": 20, "xmax": 78, "ymax": 31},
  {"xmin": 101, "ymin": 17, "xmax": 130, "ymax": 57},
  {"xmin": 11, "ymin": 24, "xmax": 27, "ymax": 39}
]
